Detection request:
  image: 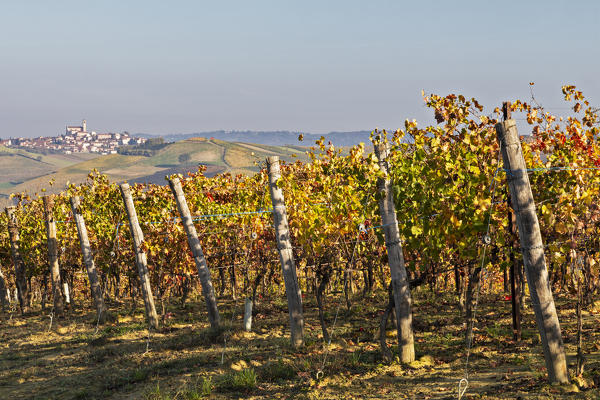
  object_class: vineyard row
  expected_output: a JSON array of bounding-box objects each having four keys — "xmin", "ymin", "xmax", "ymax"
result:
[{"xmin": 1, "ymin": 89, "xmax": 599, "ymax": 386}]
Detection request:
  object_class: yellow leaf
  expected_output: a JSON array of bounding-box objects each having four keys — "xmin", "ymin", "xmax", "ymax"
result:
[
  {"xmin": 411, "ymin": 226, "xmax": 422, "ymax": 236},
  {"xmin": 555, "ymin": 222, "xmax": 567, "ymax": 235},
  {"xmin": 450, "ymin": 214, "xmax": 462, "ymax": 228}
]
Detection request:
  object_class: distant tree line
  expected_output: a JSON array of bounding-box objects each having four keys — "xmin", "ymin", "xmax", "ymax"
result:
[
  {"xmin": 117, "ymin": 137, "xmax": 168, "ymax": 157},
  {"xmin": 178, "ymin": 153, "xmax": 191, "ymax": 163}
]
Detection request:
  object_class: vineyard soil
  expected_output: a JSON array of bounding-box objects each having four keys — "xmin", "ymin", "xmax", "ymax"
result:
[{"xmin": 0, "ymin": 290, "xmax": 598, "ymax": 399}]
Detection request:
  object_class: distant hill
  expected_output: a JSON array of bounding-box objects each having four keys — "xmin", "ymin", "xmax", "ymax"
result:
[
  {"xmin": 0, "ymin": 146, "xmax": 97, "ymax": 193},
  {"xmin": 135, "ymin": 130, "xmax": 373, "ymax": 147},
  {"xmin": 0, "ymin": 138, "xmax": 308, "ymax": 206}
]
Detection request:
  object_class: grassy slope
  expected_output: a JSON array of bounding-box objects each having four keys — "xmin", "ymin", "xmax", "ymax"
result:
[
  {"xmin": 0, "ymin": 146, "xmax": 98, "ymax": 191},
  {"xmin": 0, "ymin": 139, "xmax": 307, "ymax": 199},
  {"xmin": 139, "ymin": 138, "xmax": 224, "ymax": 167},
  {"xmin": 0, "ymin": 154, "xmax": 146, "ymax": 198},
  {"xmin": 0, "ymin": 292, "xmax": 595, "ymax": 399},
  {"xmin": 0, "ymin": 145, "xmax": 97, "ymax": 167}
]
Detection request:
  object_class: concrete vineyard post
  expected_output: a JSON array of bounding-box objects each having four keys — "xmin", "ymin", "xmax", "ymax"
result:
[
  {"xmin": 374, "ymin": 142, "xmax": 416, "ymax": 363},
  {"xmin": 266, "ymin": 156, "xmax": 304, "ymax": 348},
  {"xmin": 70, "ymin": 196, "xmax": 108, "ymax": 324},
  {"xmin": 119, "ymin": 183, "xmax": 160, "ymax": 330},
  {"xmin": 244, "ymin": 298, "xmax": 253, "ymax": 331},
  {"xmin": 42, "ymin": 196, "xmax": 65, "ymax": 317},
  {"xmin": 495, "ymin": 118, "xmax": 569, "ymax": 384},
  {"xmin": 5, "ymin": 207, "xmax": 29, "ymax": 314},
  {"xmin": 62, "ymin": 279, "xmax": 71, "ymax": 305},
  {"xmin": 168, "ymin": 177, "xmax": 220, "ymax": 329}
]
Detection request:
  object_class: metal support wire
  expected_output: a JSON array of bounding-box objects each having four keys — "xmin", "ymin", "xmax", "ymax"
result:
[
  {"xmin": 316, "ymin": 192, "xmax": 372, "ymax": 380},
  {"xmin": 457, "ymin": 162, "xmax": 501, "ymax": 400}
]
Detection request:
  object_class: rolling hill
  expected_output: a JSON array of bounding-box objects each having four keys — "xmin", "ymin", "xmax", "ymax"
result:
[
  {"xmin": 0, "ymin": 138, "xmax": 308, "ymax": 206},
  {"xmin": 0, "ymin": 146, "xmax": 98, "ymax": 192},
  {"xmin": 136, "ymin": 130, "xmax": 373, "ymax": 147}
]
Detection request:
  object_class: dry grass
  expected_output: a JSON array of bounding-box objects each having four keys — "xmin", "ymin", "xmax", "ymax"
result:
[{"xmin": 0, "ymin": 290, "xmax": 598, "ymax": 399}]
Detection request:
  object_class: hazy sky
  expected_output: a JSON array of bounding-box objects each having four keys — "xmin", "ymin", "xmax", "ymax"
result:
[{"xmin": 1, "ymin": 1, "xmax": 598, "ymax": 138}]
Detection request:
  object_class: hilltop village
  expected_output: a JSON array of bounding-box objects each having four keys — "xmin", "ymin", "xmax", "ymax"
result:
[{"xmin": 0, "ymin": 120, "xmax": 146, "ymax": 155}]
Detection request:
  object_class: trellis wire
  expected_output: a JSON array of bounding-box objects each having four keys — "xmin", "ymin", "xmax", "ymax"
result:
[
  {"xmin": 8, "ymin": 300, "xmax": 17, "ymax": 322},
  {"xmin": 453, "ymin": 160, "xmax": 596, "ymax": 397},
  {"xmin": 47, "ymin": 307, "xmax": 55, "ymax": 332},
  {"xmin": 219, "ymin": 253, "xmax": 250, "ymax": 366},
  {"xmin": 316, "ymin": 192, "xmax": 372, "ymax": 380},
  {"xmin": 457, "ymin": 161, "xmax": 502, "ymax": 400},
  {"xmin": 144, "ymin": 323, "xmax": 152, "ymax": 354},
  {"xmin": 55, "ymin": 209, "xmax": 274, "ymax": 226}
]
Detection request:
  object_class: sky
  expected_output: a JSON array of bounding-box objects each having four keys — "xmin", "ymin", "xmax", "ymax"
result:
[{"xmin": 1, "ymin": 0, "xmax": 599, "ymax": 138}]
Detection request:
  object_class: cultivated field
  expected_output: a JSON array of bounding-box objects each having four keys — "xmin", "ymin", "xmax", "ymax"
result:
[{"xmin": 0, "ymin": 138, "xmax": 307, "ymax": 206}]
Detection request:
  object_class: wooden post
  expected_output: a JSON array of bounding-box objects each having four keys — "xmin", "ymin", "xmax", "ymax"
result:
[
  {"xmin": 42, "ymin": 196, "xmax": 65, "ymax": 316},
  {"xmin": 0, "ymin": 265, "xmax": 9, "ymax": 312},
  {"xmin": 70, "ymin": 196, "xmax": 108, "ymax": 323},
  {"xmin": 496, "ymin": 115, "xmax": 569, "ymax": 384},
  {"xmin": 167, "ymin": 177, "xmax": 220, "ymax": 328},
  {"xmin": 119, "ymin": 183, "xmax": 159, "ymax": 330},
  {"xmin": 6, "ymin": 207, "xmax": 29, "ymax": 314},
  {"xmin": 266, "ymin": 156, "xmax": 304, "ymax": 348},
  {"xmin": 508, "ymin": 200, "xmax": 522, "ymax": 341},
  {"xmin": 374, "ymin": 141, "xmax": 415, "ymax": 363},
  {"xmin": 503, "ymin": 104, "xmax": 523, "ymax": 343}
]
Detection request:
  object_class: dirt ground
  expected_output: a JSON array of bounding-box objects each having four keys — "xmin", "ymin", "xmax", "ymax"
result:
[{"xmin": 0, "ymin": 289, "xmax": 599, "ymax": 399}]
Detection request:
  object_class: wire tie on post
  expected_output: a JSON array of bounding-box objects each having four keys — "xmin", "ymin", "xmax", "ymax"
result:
[
  {"xmin": 47, "ymin": 310, "xmax": 54, "ymax": 332},
  {"xmin": 521, "ymin": 244, "xmax": 544, "ymax": 251},
  {"xmin": 482, "ymin": 234, "xmax": 491, "ymax": 245},
  {"xmin": 144, "ymin": 324, "xmax": 151, "ymax": 354},
  {"xmin": 457, "ymin": 378, "xmax": 469, "ymax": 400},
  {"xmin": 94, "ymin": 308, "xmax": 102, "ymax": 335}
]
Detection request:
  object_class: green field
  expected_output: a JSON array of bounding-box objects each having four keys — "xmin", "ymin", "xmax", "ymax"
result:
[{"xmin": 0, "ymin": 147, "xmax": 98, "ymax": 196}]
